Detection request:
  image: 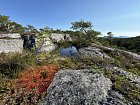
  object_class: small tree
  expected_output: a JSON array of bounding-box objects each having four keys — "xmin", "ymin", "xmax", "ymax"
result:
[
  {"xmin": 71, "ymin": 19, "xmax": 93, "ymax": 34},
  {"xmin": 9, "ymin": 22, "xmax": 25, "ymax": 33},
  {"xmin": 107, "ymin": 32, "xmax": 113, "ymax": 38},
  {"xmin": 0, "ymin": 15, "xmax": 27, "ymax": 34},
  {"xmin": 107, "ymin": 32, "xmax": 114, "ymax": 45},
  {"xmin": 0, "ymin": 15, "xmax": 10, "ymax": 32},
  {"xmin": 71, "ymin": 19, "xmax": 100, "ymax": 42}
]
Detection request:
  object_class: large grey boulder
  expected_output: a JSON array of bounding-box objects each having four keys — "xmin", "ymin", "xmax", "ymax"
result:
[
  {"xmin": 51, "ymin": 33, "xmax": 72, "ymax": 42},
  {"xmin": 37, "ymin": 37, "xmax": 56, "ymax": 53},
  {"xmin": 0, "ymin": 39, "xmax": 23, "ymax": 53},
  {"xmin": 41, "ymin": 69, "xmax": 112, "ymax": 105}
]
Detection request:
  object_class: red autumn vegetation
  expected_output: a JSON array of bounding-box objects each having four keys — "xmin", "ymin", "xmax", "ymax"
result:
[
  {"xmin": 16, "ymin": 64, "xmax": 58, "ymax": 94},
  {"xmin": 2, "ymin": 64, "xmax": 58, "ymax": 104}
]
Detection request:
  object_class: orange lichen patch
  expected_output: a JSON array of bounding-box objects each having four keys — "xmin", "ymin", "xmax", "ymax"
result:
[{"xmin": 15, "ymin": 64, "xmax": 58, "ymax": 94}]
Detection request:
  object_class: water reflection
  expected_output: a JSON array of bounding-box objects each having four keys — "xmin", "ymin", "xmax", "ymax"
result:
[{"xmin": 60, "ymin": 46, "xmax": 80, "ymax": 57}]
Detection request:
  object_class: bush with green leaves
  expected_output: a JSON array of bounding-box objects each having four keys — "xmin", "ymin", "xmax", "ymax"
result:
[{"xmin": 0, "ymin": 52, "xmax": 37, "ymax": 78}]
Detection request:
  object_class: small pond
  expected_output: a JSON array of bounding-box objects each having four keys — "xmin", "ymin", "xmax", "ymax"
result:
[{"xmin": 60, "ymin": 46, "xmax": 80, "ymax": 57}]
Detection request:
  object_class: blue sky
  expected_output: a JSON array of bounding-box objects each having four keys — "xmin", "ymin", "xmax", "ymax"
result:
[{"xmin": 1, "ymin": 0, "xmax": 140, "ymax": 36}]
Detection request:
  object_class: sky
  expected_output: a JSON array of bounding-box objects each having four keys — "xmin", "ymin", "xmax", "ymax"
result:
[{"xmin": 1, "ymin": 0, "xmax": 140, "ymax": 37}]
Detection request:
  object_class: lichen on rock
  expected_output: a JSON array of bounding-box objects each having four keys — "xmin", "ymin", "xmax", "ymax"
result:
[{"xmin": 40, "ymin": 69, "xmax": 112, "ymax": 105}]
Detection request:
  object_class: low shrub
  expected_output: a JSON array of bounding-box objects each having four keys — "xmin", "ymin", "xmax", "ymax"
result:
[
  {"xmin": 0, "ymin": 52, "xmax": 36, "ymax": 78},
  {"xmin": 1, "ymin": 64, "xmax": 58, "ymax": 105}
]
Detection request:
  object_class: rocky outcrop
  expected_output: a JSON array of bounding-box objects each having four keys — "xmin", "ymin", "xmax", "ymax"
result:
[
  {"xmin": 37, "ymin": 33, "xmax": 71, "ymax": 53},
  {"xmin": 92, "ymin": 43, "xmax": 140, "ymax": 62},
  {"xmin": 108, "ymin": 67, "xmax": 140, "ymax": 88},
  {"xmin": 40, "ymin": 69, "xmax": 112, "ymax": 105},
  {"xmin": 76, "ymin": 45, "xmax": 140, "ymax": 104},
  {"xmin": 0, "ymin": 33, "xmax": 71, "ymax": 53},
  {"xmin": 37, "ymin": 37, "xmax": 56, "ymax": 53},
  {"xmin": 79, "ymin": 47, "xmax": 110, "ymax": 60},
  {"xmin": 79, "ymin": 45, "xmax": 140, "ymax": 87},
  {"xmin": 0, "ymin": 33, "xmax": 21, "ymax": 38},
  {"xmin": 51, "ymin": 33, "xmax": 72, "ymax": 42},
  {"xmin": 0, "ymin": 39, "xmax": 23, "ymax": 53}
]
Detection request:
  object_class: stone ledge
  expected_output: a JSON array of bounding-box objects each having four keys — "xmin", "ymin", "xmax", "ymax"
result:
[{"xmin": 40, "ymin": 69, "xmax": 112, "ymax": 105}]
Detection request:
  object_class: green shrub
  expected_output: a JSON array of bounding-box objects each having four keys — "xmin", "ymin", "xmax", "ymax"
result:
[
  {"xmin": 0, "ymin": 52, "xmax": 36, "ymax": 78},
  {"xmin": 127, "ymin": 68, "xmax": 140, "ymax": 76}
]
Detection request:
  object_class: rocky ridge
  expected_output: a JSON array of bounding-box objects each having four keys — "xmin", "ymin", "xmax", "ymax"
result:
[
  {"xmin": 0, "ymin": 33, "xmax": 71, "ymax": 53},
  {"xmin": 41, "ymin": 44, "xmax": 140, "ymax": 105}
]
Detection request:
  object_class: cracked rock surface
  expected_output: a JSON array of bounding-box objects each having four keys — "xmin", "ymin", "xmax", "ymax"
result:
[{"xmin": 40, "ymin": 70, "xmax": 112, "ymax": 105}]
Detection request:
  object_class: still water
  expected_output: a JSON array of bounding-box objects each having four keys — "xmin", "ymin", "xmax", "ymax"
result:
[{"xmin": 60, "ymin": 46, "xmax": 80, "ymax": 57}]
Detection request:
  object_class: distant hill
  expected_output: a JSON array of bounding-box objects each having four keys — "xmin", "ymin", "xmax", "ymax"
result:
[
  {"xmin": 98, "ymin": 35, "xmax": 140, "ymax": 54},
  {"xmin": 112, "ymin": 36, "xmax": 140, "ymax": 54},
  {"xmin": 115, "ymin": 36, "xmax": 130, "ymax": 38}
]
